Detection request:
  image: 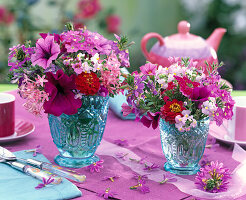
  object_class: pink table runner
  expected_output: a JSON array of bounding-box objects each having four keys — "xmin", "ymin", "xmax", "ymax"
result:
[{"xmin": 3, "ymin": 90, "xmax": 246, "ymax": 200}]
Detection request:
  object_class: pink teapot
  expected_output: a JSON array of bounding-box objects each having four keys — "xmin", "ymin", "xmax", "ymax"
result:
[{"xmin": 141, "ymin": 20, "xmax": 226, "ymax": 74}]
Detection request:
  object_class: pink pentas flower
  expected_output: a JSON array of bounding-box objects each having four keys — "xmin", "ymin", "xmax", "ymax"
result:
[
  {"xmin": 31, "ymin": 35, "xmax": 60, "ymax": 69},
  {"xmin": 97, "ymin": 188, "xmax": 117, "ymax": 199},
  {"xmin": 121, "ymin": 103, "xmax": 133, "ymax": 117},
  {"xmin": 86, "ymin": 160, "xmax": 104, "ymax": 173},
  {"xmin": 35, "ymin": 177, "xmax": 54, "ymax": 189},
  {"xmin": 43, "ymin": 70, "xmax": 82, "ymax": 116},
  {"xmin": 140, "ymin": 63, "xmax": 157, "ymax": 75},
  {"xmin": 35, "ymin": 75, "xmax": 48, "ymax": 87},
  {"xmin": 114, "ymin": 139, "xmax": 128, "ymax": 147},
  {"xmin": 195, "ymin": 161, "xmax": 231, "ymax": 193}
]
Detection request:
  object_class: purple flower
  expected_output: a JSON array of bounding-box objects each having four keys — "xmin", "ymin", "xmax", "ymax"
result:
[
  {"xmin": 130, "ymin": 179, "xmax": 150, "ymax": 194},
  {"xmin": 43, "ymin": 69, "xmax": 82, "ymax": 116},
  {"xmin": 132, "ymin": 172, "xmax": 149, "ymax": 183},
  {"xmin": 86, "ymin": 160, "xmax": 104, "ymax": 173},
  {"xmin": 97, "ymin": 188, "xmax": 117, "ymax": 199},
  {"xmin": 160, "ymin": 172, "xmax": 177, "ymax": 184},
  {"xmin": 133, "ymin": 76, "xmax": 147, "ymax": 96},
  {"xmin": 114, "ymin": 139, "xmax": 128, "ymax": 147},
  {"xmin": 31, "ymin": 35, "xmax": 60, "ymax": 69},
  {"xmin": 115, "ymin": 152, "xmax": 128, "ymax": 160},
  {"xmin": 102, "ymin": 174, "xmax": 120, "ymax": 182},
  {"xmin": 143, "ymin": 163, "xmax": 159, "ymax": 171},
  {"xmin": 25, "ymin": 145, "xmax": 42, "ymax": 157},
  {"xmin": 195, "ymin": 161, "xmax": 231, "ymax": 193},
  {"xmin": 35, "ymin": 176, "xmax": 54, "ymax": 189},
  {"xmin": 140, "ymin": 112, "xmax": 161, "ymax": 129}
]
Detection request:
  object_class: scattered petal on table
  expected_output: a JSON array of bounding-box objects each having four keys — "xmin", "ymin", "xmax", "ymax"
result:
[
  {"xmin": 86, "ymin": 160, "xmax": 104, "ymax": 173},
  {"xmin": 132, "ymin": 172, "xmax": 149, "ymax": 183},
  {"xmin": 160, "ymin": 172, "xmax": 177, "ymax": 184},
  {"xmin": 25, "ymin": 145, "xmax": 42, "ymax": 157},
  {"xmin": 97, "ymin": 188, "xmax": 117, "ymax": 199},
  {"xmin": 199, "ymin": 154, "xmax": 211, "ymax": 168},
  {"xmin": 130, "ymin": 179, "xmax": 150, "ymax": 194},
  {"xmin": 35, "ymin": 176, "xmax": 54, "ymax": 189},
  {"xmin": 129, "ymin": 156, "xmax": 147, "ymax": 164},
  {"xmin": 143, "ymin": 163, "xmax": 160, "ymax": 171},
  {"xmin": 114, "ymin": 139, "xmax": 129, "ymax": 147},
  {"xmin": 206, "ymin": 138, "xmax": 220, "ymax": 151},
  {"xmin": 115, "ymin": 152, "xmax": 128, "ymax": 160},
  {"xmin": 102, "ymin": 174, "xmax": 120, "ymax": 182}
]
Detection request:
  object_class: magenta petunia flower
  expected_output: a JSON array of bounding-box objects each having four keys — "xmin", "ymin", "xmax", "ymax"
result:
[
  {"xmin": 31, "ymin": 35, "xmax": 60, "ymax": 69},
  {"xmin": 86, "ymin": 160, "xmax": 104, "ymax": 173},
  {"xmin": 140, "ymin": 63, "xmax": 157, "ymax": 75},
  {"xmin": 43, "ymin": 70, "xmax": 82, "ymax": 116},
  {"xmin": 190, "ymin": 86, "xmax": 211, "ymax": 105},
  {"xmin": 121, "ymin": 103, "xmax": 133, "ymax": 117},
  {"xmin": 195, "ymin": 161, "xmax": 231, "ymax": 193},
  {"xmin": 140, "ymin": 112, "xmax": 161, "ymax": 130}
]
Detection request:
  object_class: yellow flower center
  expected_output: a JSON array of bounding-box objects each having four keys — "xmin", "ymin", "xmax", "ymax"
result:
[{"xmin": 169, "ymin": 103, "xmax": 181, "ymax": 113}]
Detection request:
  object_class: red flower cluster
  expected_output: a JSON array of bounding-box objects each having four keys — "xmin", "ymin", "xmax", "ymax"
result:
[
  {"xmin": 77, "ymin": 0, "xmax": 101, "ymax": 19},
  {"xmin": 106, "ymin": 15, "xmax": 121, "ymax": 34},
  {"xmin": 160, "ymin": 98, "xmax": 185, "ymax": 124},
  {"xmin": 174, "ymin": 76, "xmax": 200, "ymax": 97},
  {"xmin": 75, "ymin": 72, "xmax": 100, "ymax": 95}
]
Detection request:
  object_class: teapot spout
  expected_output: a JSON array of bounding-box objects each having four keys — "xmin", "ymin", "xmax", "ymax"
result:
[{"xmin": 206, "ymin": 28, "xmax": 226, "ymax": 52}]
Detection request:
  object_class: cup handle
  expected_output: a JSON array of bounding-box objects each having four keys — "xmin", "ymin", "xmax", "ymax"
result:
[{"xmin": 141, "ymin": 33, "xmax": 164, "ymax": 62}]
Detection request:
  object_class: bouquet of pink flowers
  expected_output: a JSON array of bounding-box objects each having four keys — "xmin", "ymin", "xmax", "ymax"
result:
[
  {"xmin": 122, "ymin": 58, "xmax": 235, "ymax": 131},
  {"xmin": 8, "ymin": 23, "xmax": 131, "ymax": 117}
]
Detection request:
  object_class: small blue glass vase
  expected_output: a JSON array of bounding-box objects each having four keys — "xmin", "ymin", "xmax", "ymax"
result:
[
  {"xmin": 159, "ymin": 118, "xmax": 209, "ymax": 175},
  {"xmin": 48, "ymin": 95, "xmax": 109, "ymax": 168}
]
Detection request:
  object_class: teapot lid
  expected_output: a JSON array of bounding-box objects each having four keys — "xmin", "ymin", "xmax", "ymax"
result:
[{"xmin": 151, "ymin": 21, "xmax": 212, "ymax": 59}]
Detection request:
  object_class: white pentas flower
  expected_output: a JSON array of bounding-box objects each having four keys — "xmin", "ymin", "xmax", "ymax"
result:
[
  {"xmin": 201, "ymin": 97, "xmax": 217, "ymax": 115},
  {"xmin": 175, "ymin": 110, "xmax": 197, "ymax": 132},
  {"xmin": 91, "ymin": 53, "xmax": 100, "ymax": 63}
]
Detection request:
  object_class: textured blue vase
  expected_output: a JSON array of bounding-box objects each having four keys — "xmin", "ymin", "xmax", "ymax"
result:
[
  {"xmin": 159, "ymin": 118, "xmax": 209, "ymax": 175},
  {"xmin": 48, "ymin": 95, "xmax": 109, "ymax": 168}
]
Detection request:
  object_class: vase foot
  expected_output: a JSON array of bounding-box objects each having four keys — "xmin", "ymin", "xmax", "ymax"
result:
[
  {"xmin": 164, "ymin": 162, "xmax": 200, "ymax": 175},
  {"xmin": 54, "ymin": 154, "xmax": 100, "ymax": 168}
]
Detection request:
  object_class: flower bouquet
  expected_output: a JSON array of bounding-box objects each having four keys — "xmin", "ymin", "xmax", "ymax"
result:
[
  {"xmin": 122, "ymin": 58, "xmax": 234, "ymax": 175},
  {"xmin": 8, "ymin": 23, "xmax": 131, "ymax": 167}
]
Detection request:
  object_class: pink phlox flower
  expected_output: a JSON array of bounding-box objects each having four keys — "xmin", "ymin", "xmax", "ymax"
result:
[
  {"xmin": 31, "ymin": 35, "xmax": 60, "ymax": 69},
  {"xmin": 114, "ymin": 139, "xmax": 128, "ymax": 147},
  {"xmin": 121, "ymin": 103, "xmax": 133, "ymax": 117},
  {"xmin": 35, "ymin": 75, "xmax": 48, "ymax": 87},
  {"xmin": 140, "ymin": 63, "xmax": 157, "ymax": 75},
  {"xmin": 195, "ymin": 161, "xmax": 231, "ymax": 193},
  {"xmin": 160, "ymin": 172, "xmax": 177, "ymax": 184},
  {"xmin": 115, "ymin": 152, "xmax": 128, "ymax": 160},
  {"xmin": 97, "ymin": 188, "xmax": 117, "ymax": 199},
  {"xmin": 130, "ymin": 179, "xmax": 150, "ymax": 194},
  {"xmin": 35, "ymin": 176, "xmax": 54, "ymax": 189},
  {"xmin": 213, "ymin": 107, "xmax": 224, "ymax": 126},
  {"xmin": 102, "ymin": 174, "xmax": 120, "ymax": 182},
  {"xmin": 86, "ymin": 160, "xmax": 104, "ymax": 173},
  {"xmin": 143, "ymin": 163, "xmax": 159, "ymax": 171}
]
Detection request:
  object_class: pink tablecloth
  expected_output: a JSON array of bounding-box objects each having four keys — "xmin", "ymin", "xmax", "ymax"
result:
[{"xmin": 2, "ymin": 90, "xmax": 246, "ymax": 200}]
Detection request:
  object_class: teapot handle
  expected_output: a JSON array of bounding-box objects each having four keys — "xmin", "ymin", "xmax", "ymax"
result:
[{"xmin": 141, "ymin": 33, "xmax": 164, "ymax": 61}]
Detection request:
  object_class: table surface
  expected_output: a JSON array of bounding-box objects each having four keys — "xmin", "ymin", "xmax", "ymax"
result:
[{"xmin": 1, "ymin": 86, "xmax": 246, "ymax": 200}]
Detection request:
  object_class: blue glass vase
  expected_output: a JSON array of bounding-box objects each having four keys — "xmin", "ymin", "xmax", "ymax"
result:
[
  {"xmin": 159, "ymin": 118, "xmax": 209, "ymax": 175},
  {"xmin": 48, "ymin": 95, "xmax": 109, "ymax": 168}
]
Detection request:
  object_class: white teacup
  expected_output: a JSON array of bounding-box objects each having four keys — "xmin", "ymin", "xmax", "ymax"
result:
[{"xmin": 226, "ymin": 96, "xmax": 246, "ymax": 141}]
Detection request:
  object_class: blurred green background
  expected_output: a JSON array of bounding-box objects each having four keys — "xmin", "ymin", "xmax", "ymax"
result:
[{"xmin": 1, "ymin": 0, "xmax": 246, "ymax": 89}]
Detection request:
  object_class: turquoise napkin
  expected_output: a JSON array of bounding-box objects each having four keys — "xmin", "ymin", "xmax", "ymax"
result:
[
  {"xmin": 0, "ymin": 150, "xmax": 82, "ymax": 200},
  {"xmin": 109, "ymin": 67, "xmax": 136, "ymax": 120}
]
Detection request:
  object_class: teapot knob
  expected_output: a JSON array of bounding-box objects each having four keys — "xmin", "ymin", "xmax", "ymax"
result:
[{"xmin": 178, "ymin": 20, "xmax": 190, "ymax": 34}]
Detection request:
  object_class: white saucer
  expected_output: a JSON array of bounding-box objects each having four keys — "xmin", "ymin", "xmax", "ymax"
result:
[
  {"xmin": 209, "ymin": 121, "xmax": 246, "ymax": 146},
  {"xmin": 0, "ymin": 119, "xmax": 35, "ymax": 143}
]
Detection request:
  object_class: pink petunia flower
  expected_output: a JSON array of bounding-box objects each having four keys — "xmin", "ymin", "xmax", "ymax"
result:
[
  {"xmin": 140, "ymin": 63, "xmax": 157, "ymax": 75},
  {"xmin": 31, "ymin": 35, "xmax": 60, "ymax": 69},
  {"xmin": 121, "ymin": 103, "xmax": 133, "ymax": 117},
  {"xmin": 86, "ymin": 160, "xmax": 104, "ymax": 173}
]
